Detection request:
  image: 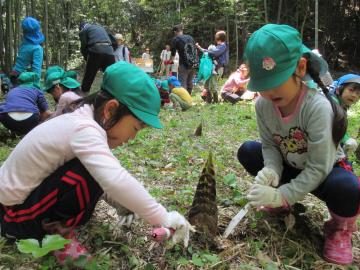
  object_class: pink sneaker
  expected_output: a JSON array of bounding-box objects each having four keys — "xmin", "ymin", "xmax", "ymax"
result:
[
  {"xmin": 323, "ymin": 212, "xmax": 358, "ymax": 265},
  {"xmin": 53, "ymin": 232, "xmax": 92, "ymax": 266}
]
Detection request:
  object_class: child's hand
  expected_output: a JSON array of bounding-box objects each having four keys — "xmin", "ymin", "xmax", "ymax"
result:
[
  {"xmin": 344, "ymin": 138, "xmax": 358, "ymax": 154},
  {"xmin": 254, "ymin": 167, "xmax": 279, "ymax": 187},
  {"xmin": 247, "ymin": 184, "xmax": 285, "ymax": 208},
  {"xmin": 161, "ymin": 211, "xmax": 195, "ymax": 247}
]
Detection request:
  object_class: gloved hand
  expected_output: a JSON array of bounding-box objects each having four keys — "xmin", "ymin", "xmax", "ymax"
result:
[
  {"xmin": 161, "ymin": 211, "xmax": 195, "ymax": 247},
  {"xmin": 344, "ymin": 138, "xmax": 358, "ymax": 154},
  {"xmin": 247, "ymin": 184, "xmax": 286, "ymax": 208},
  {"xmin": 101, "ymin": 193, "xmax": 138, "ymax": 227},
  {"xmin": 254, "ymin": 167, "xmax": 280, "ymax": 187}
]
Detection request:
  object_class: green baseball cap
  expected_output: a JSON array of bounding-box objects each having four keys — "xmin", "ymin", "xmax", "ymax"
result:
[
  {"xmin": 161, "ymin": 80, "xmax": 169, "ymax": 91},
  {"xmin": 18, "ymin": 72, "xmax": 41, "ymax": 89},
  {"xmin": 65, "ymin": 70, "xmax": 78, "ymax": 80},
  {"xmin": 43, "ymin": 70, "xmax": 65, "ymax": 92},
  {"xmin": 44, "ymin": 70, "xmax": 80, "ymax": 92},
  {"xmin": 101, "ymin": 61, "xmax": 162, "ymax": 129},
  {"xmin": 45, "ymin": 65, "xmax": 64, "ymax": 79},
  {"xmin": 244, "ymin": 24, "xmax": 328, "ymax": 92}
]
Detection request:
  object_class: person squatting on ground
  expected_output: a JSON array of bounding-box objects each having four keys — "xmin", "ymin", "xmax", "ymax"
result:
[
  {"xmin": 0, "ymin": 72, "xmax": 51, "ymax": 135},
  {"xmin": 10, "ymin": 17, "xmax": 44, "ymax": 85},
  {"xmin": 329, "ymin": 74, "xmax": 360, "ymax": 156},
  {"xmin": 220, "ymin": 64, "xmax": 251, "ymax": 104},
  {"xmin": 170, "ymin": 24, "xmax": 197, "ymax": 94},
  {"xmin": 79, "ymin": 22, "xmax": 115, "ymax": 93},
  {"xmin": 0, "ymin": 62, "xmax": 194, "ymax": 265},
  {"xmin": 167, "ymin": 76, "xmax": 193, "ymax": 111},
  {"xmin": 237, "ymin": 24, "xmax": 359, "ymax": 265},
  {"xmin": 43, "ymin": 67, "xmax": 84, "ymax": 117}
]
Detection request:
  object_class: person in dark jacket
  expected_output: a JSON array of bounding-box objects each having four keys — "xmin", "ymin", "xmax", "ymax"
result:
[
  {"xmin": 170, "ymin": 24, "xmax": 196, "ymax": 95},
  {"xmin": 79, "ymin": 22, "xmax": 115, "ymax": 93}
]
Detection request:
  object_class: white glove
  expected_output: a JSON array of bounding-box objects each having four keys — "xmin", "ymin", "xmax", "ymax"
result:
[
  {"xmin": 161, "ymin": 211, "xmax": 195, "ymax": 247},
  {"xmin": 247, "ymin": 184, "xmax": 285, "ymax": 208},
  {"xmin": 101, "ymin": 193, "xmax": 138, "ymax": 227},
  {"xmin": 254, "ymin": 167, "xmax": 280, "ymax": 187},
  {"xmin": 344, "ymin": 138, "xmax": 358, "ymax": 154}
]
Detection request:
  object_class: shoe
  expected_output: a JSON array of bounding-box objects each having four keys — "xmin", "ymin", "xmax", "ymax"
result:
[
  {"xmin": 53, "ymin": 232, "xmax": 92, "ymax": 266},
  {"xmin": 323, "ymin": 211, "xmax": 358, "ymax": 265}
]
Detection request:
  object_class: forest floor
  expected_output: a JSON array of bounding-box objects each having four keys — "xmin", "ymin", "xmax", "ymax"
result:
[{"xmin": 0, "ymin": 74, "xmax": 359, "ymax": 270}]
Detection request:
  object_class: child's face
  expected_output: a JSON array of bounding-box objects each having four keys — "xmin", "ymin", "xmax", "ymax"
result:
[
  {"xmin": 51, "ymin": 85, "xmax": 63, "ymax": 102},
  {"xmin": 116, "ymin": 39, "xmax": 123, "ymax": 45},
  {"xmin": 340, "ymin": 83, "xmax": 360, "ymax": 107},
  {"xmin": 165, "ymin": 45, "xmax": 170, "ymax": 51},
  {"xmin": 106, "ymin": 114, "xmax": 145, "ymax": 149},
  {"xmin": 259, "ymin": 58, "xmax": 307, "ymax": 111}
]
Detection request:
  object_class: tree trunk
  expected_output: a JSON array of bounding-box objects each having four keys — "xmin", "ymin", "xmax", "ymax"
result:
[
  {"xmin": 276, "ymin": 0, "xmax": 283, "ymax": 23},
  {"xmin": 14, "ymin": 0, "xmax": 21, "ymax": 60},
  {"xmin": 44, "ymin": 0, "xmax": 49, "ymax": 68},
  {"xmin": 264, "ymin": 0, "xmax": 268, "ymax": 23},
  {"xmin": 64, "ymin": 1, "xmax": 71, "ymax": 69},
  {"xmin": 235, "ymin": 20, "xmax": 238, "ymax": 67},
  {"xmin": 31, "ymin": 0, "xmax": 36, "ymax": 17},
  {"xmin": 0, "ymin": 1, "xmax": 4, "ymax": 68},
  {"xmin": 5, "ymin": 0, "xmax": 13, "ymax": 73}
]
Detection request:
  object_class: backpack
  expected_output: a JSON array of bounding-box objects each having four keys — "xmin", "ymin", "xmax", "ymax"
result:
[
  {"xmin": 122, "ymin": 46, "xmax": 132, "ymax": 63},
  {"xmin": 181, "ymin": 36, "xmax": 199, "ymax": 68},
  {"xmin": 105, "ymin": 28, "xmax": 118, "ymax": 51}
]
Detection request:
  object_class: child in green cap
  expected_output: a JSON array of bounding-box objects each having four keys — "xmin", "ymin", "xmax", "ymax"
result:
[
  {"xmin": 0, "ymin": 72, "xmax": 52, "ymax": 135},
  {"xmin": 44, "ymin": 67, "xmax": 83, "ymax": 117},
  {"xmin": 0, "ymin": 62, "xmax": 194, "ymax": 265},
  {"xmin": 236, "ymin": 24, "xmax": 358, "ymax": 265}
]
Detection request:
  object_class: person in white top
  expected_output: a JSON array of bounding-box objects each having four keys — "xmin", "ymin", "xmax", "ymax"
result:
[
  {"xmin": 142, "ymin": 48, "xmax": 151, "ymax": 61},
  {"xmin": 114, "ymin": 34, "xmax": 130, "ymax": 63},
  {"xmin": 159, "ymin": 44, "xmax": 171, "ymax": 77},
  {"xmin": 0, "ymin": 62, "xmax": 194, "ymax": 265},
  {"xmin": 171, "ymin": 51, "xmax": 180, "ymax": 78}
]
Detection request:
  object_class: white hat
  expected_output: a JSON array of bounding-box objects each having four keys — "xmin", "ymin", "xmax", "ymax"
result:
[{"xmin": 115, "ymin": 33, "xmax": 124, "ymax": 41}]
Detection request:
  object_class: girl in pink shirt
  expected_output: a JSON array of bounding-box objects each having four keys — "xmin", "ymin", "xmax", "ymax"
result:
[
  {"xmin": 0, "ymin": 62, "xmax": 194, "ymax": 265},
  {"xmin": 221, "ymin": 64, "xmax": 253, "ymax": 104}
]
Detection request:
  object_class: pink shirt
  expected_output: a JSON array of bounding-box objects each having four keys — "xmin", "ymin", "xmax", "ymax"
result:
[
  {"xmin": 0, "ymin": 105, "xmax": 167, "ymax": 225},
  {"xmin": 54, "ymin": 91, "xmax": 82, "ymax": 117},
  {"xmin": 221, "ymin": 69, "xmax": 249, "ymax": 93}
]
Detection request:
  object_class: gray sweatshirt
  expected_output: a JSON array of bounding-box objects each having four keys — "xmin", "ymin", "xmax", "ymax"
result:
[{"xmin": 255, "ymin": 87, "xmax": 345, "ymax": 205}]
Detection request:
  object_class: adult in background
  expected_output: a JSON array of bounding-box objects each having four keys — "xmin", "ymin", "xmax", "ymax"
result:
[
  {"xmin": 170, "ymin": 24, "xmax": 197, "ymax": 94},
  {"xmin": 10, "ymin": 17, "xmax": 44, "ymax": 85},
  {"xmin": 79, "ymin": 22, "xmax": 115, "ymax": 93},
  {"xmin": 114, "ymin": 34, "xmax": 130, "ymax": 63}
]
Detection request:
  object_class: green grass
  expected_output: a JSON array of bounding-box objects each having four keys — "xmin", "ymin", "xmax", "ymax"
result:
[{"xmin": 0, "ymin": 79, "xmax": 359, "ymax": 269}]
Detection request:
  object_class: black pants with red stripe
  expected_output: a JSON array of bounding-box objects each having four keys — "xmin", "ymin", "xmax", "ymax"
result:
[{"xmin": 0, "ymin": 159, "xmax": 103, "ymax": 240}]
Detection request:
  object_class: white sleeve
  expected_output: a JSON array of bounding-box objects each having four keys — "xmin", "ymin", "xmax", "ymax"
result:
[{"xmin": 70, "ymin": 124, "xmax": 167, "ymax": 225}]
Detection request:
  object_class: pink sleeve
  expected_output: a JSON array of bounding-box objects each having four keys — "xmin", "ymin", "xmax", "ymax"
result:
[{"xmin": 70, "ymin": 124, "xmax": 167, "ymax": 225}]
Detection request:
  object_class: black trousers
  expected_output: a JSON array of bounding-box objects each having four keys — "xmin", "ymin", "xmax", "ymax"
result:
[
  {"xmin": 81, "ymin": 52, "xmax": 115, "ymax": 93},
  {"xmin": 0, "ymin": 159, "xmax": 103, "ymax": 240},
  {"xmin": 0, "ymin": 112, "xmax": 40, "ymax": 135}
]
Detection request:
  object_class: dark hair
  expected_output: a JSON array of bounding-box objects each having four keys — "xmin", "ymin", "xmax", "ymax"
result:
[
  {"xmin": 172, "ymin": 24, "xmax": 183, "ymax": 33},
  {"xmin": 66, "ymin": 90, "xmax": 134, "ymax": 130},
  {"xmin": 338, "ymin": 82, "xmax": 360, "ymax": 96},
  {"xmin": 304, "ymin": 54, "xmax": 347, "ymax": 147},
  {"xmin": 215, "ymin": 31, "xmax": 226, "ymax": 42}
]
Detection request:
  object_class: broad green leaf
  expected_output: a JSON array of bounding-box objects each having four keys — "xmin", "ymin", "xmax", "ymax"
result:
[
  {"xmin": 17, "ymin": 235, "xmax": 70, "ymax": 258},
  {"xmin": 202, "ymin": 253, "xmax": 219, "ymax": 263},
  {"xmin": 223, "ymin": 173, "xmax": 237, "ymax": 188},
  {"xmin": 191, "ymin": 254, "xmax": 204, "ymax": 267}
]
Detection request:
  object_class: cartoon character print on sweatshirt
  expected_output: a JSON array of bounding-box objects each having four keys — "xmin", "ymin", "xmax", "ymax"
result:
[{"xmin": 273, "ymin": 127, "xmax": 308, "ymax": 169}]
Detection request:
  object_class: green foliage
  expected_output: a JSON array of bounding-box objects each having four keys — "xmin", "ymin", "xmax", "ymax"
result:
[{"xmin": 16, "ymin": 234, "xmax": 70, "ymax": 258}]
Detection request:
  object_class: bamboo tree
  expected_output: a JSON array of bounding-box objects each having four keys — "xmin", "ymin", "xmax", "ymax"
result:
[
  {"xmin": 44, "ymin": 0, "xmax": 49, "ymax": 68},
  {"xmin": 5, "ymin": 0, "xmax": 13, "ymax": 73}
]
